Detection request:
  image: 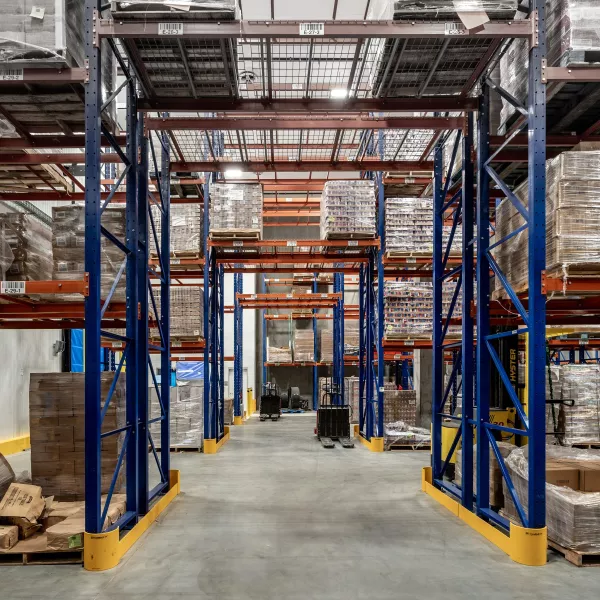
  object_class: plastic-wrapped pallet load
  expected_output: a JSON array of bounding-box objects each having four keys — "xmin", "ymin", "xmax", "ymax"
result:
[
  {"xmin": 385, "ymin": 197, "xmax": 462, "ymax": 256},
  {"xmin": 346, "ymin": 376, "xmax": 360, "ymax": 422},
  {"xmin": 344, "ymin": 320, "xmax": 360, "ymax": 355},
  {"xmin": 560, "ymin": 364, "xmax": 600, "ymax": 445},
  {"xmin": 52, "ymin": 206, "xmax": 126, "ymax": 302},
  {"xmin": 110, "ymin": 0, "xmax": 237, "ymax": 16},
  {"xmin": 209, "ymin": 184, "xmax": 263, "ymax": 240},
  {"xmin": 499, "ymin": 0, "xmax": 600, "ymax": 130},
  {"xmin": 267, "ymin": 345, "xmax": 292, "ymax": 363},
  {"xmin": 455, "ymin": 442, "xmax": 515, "ymax": 509},
  {"xmin": 152, "ymin": 286, "xmax": 204, "ymax": 339},
  {"xmin": 383, "ymin": 384, "xmax": 417, "ymax": 427},
  {"xmin": 0, "ymin": 213, "xmax": 52, "ymax": 282},
  {"xmin": 150, "ymin": 204, "xmax": 204, "ymax": 257},
  {"xmin": 368, "ymin": 0, "xmax": 518, "ymax": 19},
  {"xmin": 0, "ymin": 1, "xmax": 116, "ymax": 121},
  {"xmin": 384, "ymin": 279, "xmax": 462, "ymax": 338},
  {"xmin": 293, "ymin": 327, "xmax": 314, "ymax": 362},
  {"xmin": 503, "ymin": 445, "xmax": 600, "ymax": 552},
  {"xmin": 150, "ymin": 381, "xmax": 203, "ymax": 450},
  {"xmin": 546, "ymin": 364, "xmax": 562, "ymax": 441},
  {"xmin": 320, "ymin": 329, "xmax": 333, "ymax": 362},
  {"xmin": 29, "ymin": 373, "xmax": 125, "ymax": 501},
  {"xmin": 493, "ymin": 151, "xmax": 600, "ymax": 295},
  {"xmin": 320, "ymin": 180, "xmax": 376, "ymax": 240}
]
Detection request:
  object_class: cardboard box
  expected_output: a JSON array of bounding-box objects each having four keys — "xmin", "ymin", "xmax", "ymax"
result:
[
  {"xmin": 0, "ymin": 525, "xmax": 18, "ymax": 550},
  {"xmin": 546, "ymin": 463, "xmax": 579, "ymax": 490},
  {"xmin": 0, "ymin": 483, "xmax": 46, "ymax": 539},
  {"xmin": 580, "ymin": 466, "xmax": 600, "ymax": 492}
]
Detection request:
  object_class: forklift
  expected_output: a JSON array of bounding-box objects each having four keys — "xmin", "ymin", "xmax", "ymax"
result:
[
  {"xmin": 315, "ymin": 379, "xmax": 354, "ymax": 448},
  {"xmin": 260, "ymin": 382, "xmax": 281, "ymax": 421}
]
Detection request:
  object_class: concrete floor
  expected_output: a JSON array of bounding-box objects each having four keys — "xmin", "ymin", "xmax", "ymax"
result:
[{"xmin": 4, "ymin": 413, "xmax": 600, "ymax": 599}]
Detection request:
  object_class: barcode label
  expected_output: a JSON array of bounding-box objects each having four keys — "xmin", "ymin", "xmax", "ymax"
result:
[
  {"xmin": 287, "ymin": 240, "xmax": 297, "ymax": 247},
  {"xmin": 158, "ymin": 22, "xmax": 184, "ymax": 35},
  {"xmin": 445, "ymin": 22, "xmax": 467, "ymax": 35},
  {"xmin": 407, "ymin": 257, "xmax": 416, "ymax": 264},
  {"xmin": 172, "ymin": 341, "xmax": 182, "ymax": 347},
  {"xmin": 233, "ymin": 240, "xmax": 244, "ymax": 247},
  {"xmin": 405, "ymin": 340, "xmax": 415, "ymax": 346},
  {"xmin": 285, "ymin": 198, "xmax": 293, "ymax": 202},
  {"xmin": 250, "ymin": 295, "xmax": 256, "ymax": 300},
  {"xmin": 300, "ymin": 22, "xmax": 324, "ymax": 36},
  {"xmin": 580, "ymin": 339, "xmax": 589, "ymax": 345},
  {"xmin": 378, "ymin": 387, "xmax": 385, "ymax": 393},
  {"xmin": 112, "ymin": 341, "xmax": 124, "ymax": 349},
  {"xmin": 1, "ymin": 281, "xmax": 25, "ymax": 294},
  {"xmin": 0, "ymin": 69, "xmax": 23, "ymax": 81},
  {"xmin": 347, "ymin": 240, "xmax": 358, "ymax": 247},
  {"xmin": 286, "ymin": 294, "xmax": 293, "ymax": 299},
  {"xmin": 394, "ymin": 354, "xmax": 403, "ymax": 360},
  {"xmin": 172, "ymin": 258, "xmax": 181, "ymax": 265}
]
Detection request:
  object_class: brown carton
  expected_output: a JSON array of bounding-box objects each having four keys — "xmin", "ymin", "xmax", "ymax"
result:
[
  {"xmin": 0, "ymin": 525, "xmax": 18, "ymax": 550},
  {"xmin": 546, "ymin": 464, "xmax": 579, "ymax": 490},
  {"xmin": 580, "ymin": 467, "xmax": 600, "ymax": 493},
  {"xmin": 46, "ymin": 517, "xmax": 84, "ymax": 551},
  {"xmin": 0, "ymin": 483, "xmax": 46, "ymax": 539}
]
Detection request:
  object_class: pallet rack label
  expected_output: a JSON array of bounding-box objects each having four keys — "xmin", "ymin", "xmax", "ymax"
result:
[
  {"xmin": 299, "ymin": 23, "xmax": 324, "ymax": 36},
  {"xmin": 0, "ymin": 69, "xmax": 23, "ymax": 81},
  {"xmin": 158, "ymin": 23, "xmax": 184, "ymax": 36},
  {"xmin": 1, "ymin": 281, "xmax": 25, "ymax": 294}
]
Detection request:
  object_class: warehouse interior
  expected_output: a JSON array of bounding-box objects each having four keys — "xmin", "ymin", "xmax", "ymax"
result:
[{"xmin": 1, "ymin": 0, "xmax": 600, "ymax": 596}]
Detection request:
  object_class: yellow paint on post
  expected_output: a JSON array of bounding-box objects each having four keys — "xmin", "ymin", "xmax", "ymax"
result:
[
  {"xmin": 0, "ymin": 435, "xmax": 30, "ymax": 456},
  {"xmin": 203, "ymin": 426, "xmax": 230, "ymax": 454},
  {"xmin": 356, "ymin": 433, "xmax": 384, "ymax": 452},
  {"xmin": 421, "ymin": 467, "xmax": 547, "ymax": 566},
  {"xmin": 247, "ymin": 388, "xmax": 256, "ymax": 415},
  {"xmin": 84, "ymin": 470, "xmax": 181, "ymax": 571},
  {"xmin": 233, "ymin": 415, "xmax": 244, "ymax": 426}
]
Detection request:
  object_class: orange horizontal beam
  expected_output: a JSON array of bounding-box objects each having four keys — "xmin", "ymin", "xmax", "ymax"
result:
[
  {"xmin": 0, "ymin": 192, "xmax": 201, "ymax": 205},
  {"xmin": 1, "ymin": 277, "xmax": 89, "ymax": 297},
  {"xmin": 263, "ymin": 210, "xmax": 320, "ymax": 218},
  {"xmin": 211, "ymin": 239, "xmax": 378, "ymax": 249}
]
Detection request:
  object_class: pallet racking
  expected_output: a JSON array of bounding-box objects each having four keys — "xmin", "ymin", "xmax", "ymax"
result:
[{"xmin": 1, "ymin": 0, "xmax": 598, "ymax": 569}]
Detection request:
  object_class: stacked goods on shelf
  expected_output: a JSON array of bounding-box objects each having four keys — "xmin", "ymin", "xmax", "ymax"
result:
[
  {"xmin": 347, "ymin": 376, "xmax": 360, "ymax": 422},
  {"xmin": 150, "ymin": 382, "xmax": 203, "ymax": 450},
  {"xmin": 150, "ymin": 204, "xmax": 204, "ymax": 257},
  {"xmin": 455, "ymin": 442, "xmax": 515, "ymax": 509},
  {"xmin": 369, "ymin": 0, "xmax": 517, "ymax": 20},
  {"xmin": 547, "ymin": 364, "xmax": 562, "ymax": 440},
  {"xmin": 209, "ymin": 184, "xmax": 263, "ymax": 239},
  {"xmin": 152, "ymin": 286, "xmax": 204, "ymax": 339},
  {"xmin": 320, "ymin": 180, "xmax": 376, "ymax": 239},
  {"xmin": 493, "ymin": 151, "xmax": 600, "ymax": 295},
  {"xmin": 29, "ymin": 373, "xmax": 125, "ymax": 501},
  {"xmin": 110, "ymin": 0, "xmax": 237, "ymax": 18},
  {"xmin": 0, "ymin": 214, "xmax": 52, "ymax": 282},
  {"xmin": 1, "ymin": 0, "xmax": 116, "ymax": 122},
  {"xmin": 383, "ymin": 384, "xmax": 417, "ymax": 427},
  {"xmin": 384, "ymin": 280, "xmax": 462, "ymax": 338},
  {"xmin": 293, "ymin": 328, "xmax": 314, "ymax": 362},
  {"xmin": 224, "ymin": 397, "xmax": 233, "ymax": 425},
  {"xmin": 504, "ymin": 445, "xmax": 600, "ymax": 552},
  {"xmin": 385, "ymin": 197, "xmax": 462, "ymax": 256},
  {"xmin": 52, "ymin": 206, "xmax": 126, "ymax": 301},
  {"xmin": 560, "ymin": 364, "xmax": 600, "ymax": 445},
  {"xmin": 344, "ymin": 320, "xmax": 360, "ymax": 355},
  {"xmin": 320, "ymin": 329, "xmax": 333, "ymax": 362},
  {"xmin": 498, "ymin": 0, "xmax": 600, "ymax": 130},
  {"xmin": 267, "ymin": 345, "xmax": 292, "ymax": 363}
]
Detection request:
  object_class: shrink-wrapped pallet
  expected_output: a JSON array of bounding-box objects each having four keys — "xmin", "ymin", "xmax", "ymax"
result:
[
  {"xmin": 493, "ymin": 152, "xmax": 600, "ymax": 295},
  {"xmin": 151, "ymin": 204, "xmax": 204, "ymax": 257},
  {"xmin": 560, "ymin": 364, "xmax": 600, "ymax": 445},
  {"xmin": 29, "ymin": 373, "xmax": 125, "ymax": 501},
  {"xmin": 0, "ymin": 213, "xmax": 51, "ymax": 281},
  {"xmin": 0, "ymin": 1, "xmax": 116, "ymax": 122},
  {"xmin": 152, "ymin": 286, "xmax": 204, "ymax": 339},
  {"xmin": 383, "ymin": 385, "xmax": 417, "ymax": 427},
  {"xmin": 320, "ymin": 329, "xmax": 333, "ymax": 362},
  {"xmin": 344, "ymin": 320, "xmax": 360, "ymax": 355},
  {"xmin": 499, "ymin": 0, "xmax": 600, "ymax": 129},
  {"xmin": 293, "ymin": 327, "xmax": 314, "ymax": 362},
  {"xmin": 368, "ymin": 0, "xmax": 517, "ymax": 19},
  {"xmin": 209, "ymin": 184, "xmax": 263, "ymax": 239},
  {"xmin": 52, "ymin": 206, "xmax": 126, "ymax": 302},
  {"xmin": 150, "ymin": 381, "xmax": 203, "ymax": 450},
  {"xmin": 504, "ymin": 445, "xmax": 600, "ymax": 552},
  {"xmin": 267, "ymin": 345, "xmax": 292, "ymax": 364},
  {"xmin": 320, "ymin": 180, "xmax": 376, "ymax": 240},
  {"xmin": 110, "ymin": 0, "xmax": 237, "ymax": 17},
  {"xmin": 347, "ymin": 376, "xmax": 360, "ymax": 422}
]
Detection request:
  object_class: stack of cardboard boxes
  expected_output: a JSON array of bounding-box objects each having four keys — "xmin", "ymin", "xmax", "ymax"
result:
[{"xmin": 29, "ymin": 373, "xmax": 126, "ymax": 501}]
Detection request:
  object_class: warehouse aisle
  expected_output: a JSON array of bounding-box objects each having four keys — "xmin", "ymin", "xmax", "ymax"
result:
[{"xmin": 4, "ymin": 415, "xmax": 600, "ymax": 599}]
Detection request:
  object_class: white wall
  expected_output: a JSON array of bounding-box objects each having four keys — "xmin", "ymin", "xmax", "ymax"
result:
[
  {"xmin": 0, "ymin": 330, "xmax": 62, "ymax": 441},
  {"xmin": 223, "ymin": 272, "xmax": 256, "ymax": 414}
]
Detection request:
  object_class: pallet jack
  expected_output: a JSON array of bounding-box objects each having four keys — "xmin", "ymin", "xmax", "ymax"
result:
[
  {"xmin": 260, "ymin": 382, "xmax": 281, "ymax": 421},
  {"xmin": 315, "ymin": 381, "xmax": 354, "ymax": 448}
]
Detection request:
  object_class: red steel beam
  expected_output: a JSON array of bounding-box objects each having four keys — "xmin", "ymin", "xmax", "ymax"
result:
[
  {"xmin": 0, "ymin": 192, "xmax": 201, "ymax": 205},
  {"xmin": 0, "ymin": 135, "xmax": 127, "ymax": 149},
  {"xmin": 0, "ymin": 153, "xmax": 122, "ymax": 165},
  {"xmin": 489, "ymin": 135, "xmax": 600, "ymax": 147},
  {"xmin": 138, "ymin": 97, "xmax": 479, "ymax": 112},
  {"xmin": 172, "ymin": 160, "xmax": 432, "ymax": 173},
  {"xmin": 0, "ymin": 67, "xmax": 88, "ymax": 84},
  {"xmin": 210, "ymin": 239, "xmax": 378, "ymax": 249},
  {"xmin": 147, "ymin": 116, "xmax": 464, "ymax": 131}
]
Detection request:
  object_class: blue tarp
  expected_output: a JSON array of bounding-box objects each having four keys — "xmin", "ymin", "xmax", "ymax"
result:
[{"xmin": 176, "ymin": 361, "xmax": 204, "ymax": 380}]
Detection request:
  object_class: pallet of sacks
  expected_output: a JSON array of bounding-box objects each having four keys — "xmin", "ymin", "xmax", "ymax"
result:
[
  {"xmin": 320, "ymin": 181, "xmax": 376, "ymax": 240},
  {"xmin": 209, "ymin": 184, "xmax": 263, "ymax": 241}
]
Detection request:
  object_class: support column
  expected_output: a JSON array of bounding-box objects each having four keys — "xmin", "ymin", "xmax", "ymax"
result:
[{"xmin": 313, "ymin": 274, "xmax": 318, "ymax": 410}]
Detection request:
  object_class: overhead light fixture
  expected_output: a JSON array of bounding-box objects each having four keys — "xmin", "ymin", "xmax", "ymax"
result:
[
  {"xmin": 330, "ymin": 88, "xmax": 348, "ymax": 98},
  {"xmin": 224, "ymin": 168, "xmax": 243, "ymax": 177}
]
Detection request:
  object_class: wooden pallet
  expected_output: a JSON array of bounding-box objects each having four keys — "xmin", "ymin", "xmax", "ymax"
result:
[
  {"xmin": 571, "ymin": 443, "xmax": 600, "ymax": 450},
  {"xmin": 209, "ymin": 230, "xmax": 260, "ymax": 241},
  {"xmin": 324, "ymin": 233, "xmax": 376, "ymax": 240},
  {"xmin": 0, "ymin": 534, "xmax": 83, "ymax": 566},
  {"xmin": 386, "ymin": 440, "xmax": 431, "ymax": 451},
  {"xmin": 548, "ymin": 540, "xmax": 600, "ymax": 567},
  {"xmin": 150, "ymin": 250, "xmax": 203, "ymax": 259}
]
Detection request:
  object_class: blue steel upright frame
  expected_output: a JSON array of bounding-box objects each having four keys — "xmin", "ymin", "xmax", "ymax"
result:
[
  {"xmin": 428, "ymin": 0, "xmax": 548, "ymax": 553},
  {"xmin": 84, "ymin": 0, "xmax": 171, "ymax": 533},
  {"xmin": 233, "ymin": 272, "xmax": 244, "ymax": 420}
]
